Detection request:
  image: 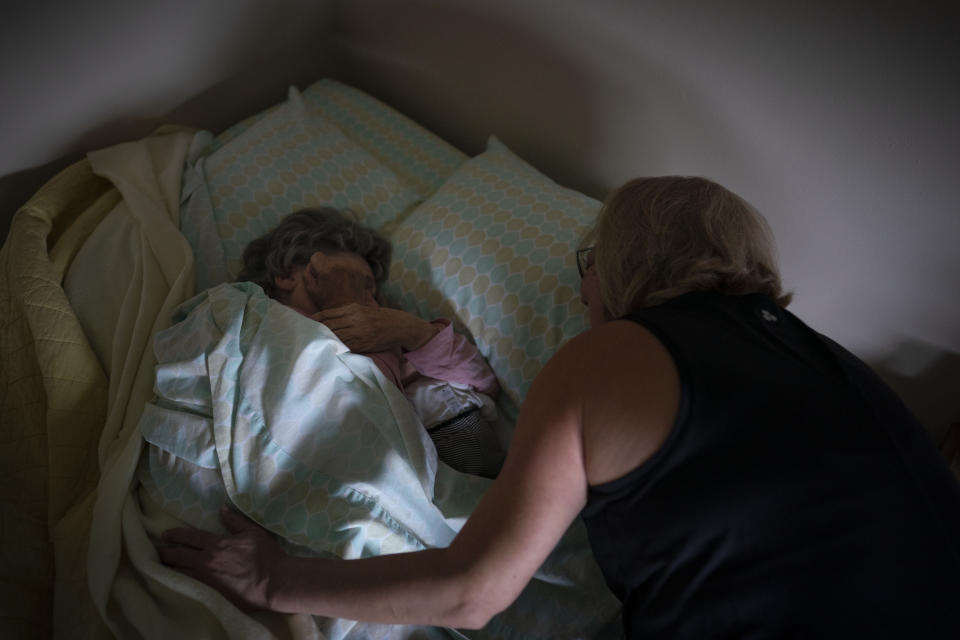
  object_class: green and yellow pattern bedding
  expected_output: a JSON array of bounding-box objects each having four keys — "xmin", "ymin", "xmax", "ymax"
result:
[{"xmin": 2, "ymin": 77, "xmax": 619, "ymax": 639}]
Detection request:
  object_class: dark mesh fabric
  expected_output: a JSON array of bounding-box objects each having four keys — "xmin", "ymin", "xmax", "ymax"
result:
[{"xmin": 428, "ymin": 408, "xmax": 504, "ymax": 478}]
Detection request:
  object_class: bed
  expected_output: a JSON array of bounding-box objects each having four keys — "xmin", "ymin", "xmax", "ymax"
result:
[{"xmin": 0, "ymin": 79, "xmax": 622, "ymax": 639}]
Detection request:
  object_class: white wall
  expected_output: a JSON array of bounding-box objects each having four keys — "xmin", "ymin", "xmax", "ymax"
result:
[
  {"xmin": 329, "ymin": 0, "xmax": 960, "ymax": 435},
  {"xmin": 0, "ymin": 0, "xmax": 336, "ymax": 239},
  {"xmin": 2, "ymin": 0, "xmax": 957, "ymax": 433}
]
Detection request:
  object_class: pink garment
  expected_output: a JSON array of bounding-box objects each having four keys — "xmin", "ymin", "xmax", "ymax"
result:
[{"xmin": 365, "ymin": 319, "xmax": 500, "ymax": 397}]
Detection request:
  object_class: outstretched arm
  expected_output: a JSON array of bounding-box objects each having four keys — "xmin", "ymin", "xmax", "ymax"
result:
[{"xmin": 159, "ymin": 507, "xmax": 491, "ymax": 627}]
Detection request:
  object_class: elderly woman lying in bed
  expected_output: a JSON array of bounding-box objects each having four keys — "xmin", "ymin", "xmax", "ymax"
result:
[{"xmin": 237, "ymin": 207, "xmax": 505, "ymax": 478}]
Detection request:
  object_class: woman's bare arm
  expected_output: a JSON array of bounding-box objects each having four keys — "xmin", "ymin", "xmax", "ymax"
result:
[
  {"xmin": 158, "ymin": 320, "xmax": 676, "ymax": 628},
  {"xmin": 158, "ymin": 331, "xmax": 589, "ymax": 628}
]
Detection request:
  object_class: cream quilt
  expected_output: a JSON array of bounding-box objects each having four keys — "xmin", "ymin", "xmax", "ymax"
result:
[{"xmin": 0, "ymin": 129, "xmax": 196, "ymax": 639}]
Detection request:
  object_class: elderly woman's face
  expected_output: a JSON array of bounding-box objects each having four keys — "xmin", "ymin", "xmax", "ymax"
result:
[
  {"xmin": 275, "ymin": 251, "xmax": 377, "ymax": 315},
  {"xmin": 305, "ymin": 251, "xmax": 378, "ymax": 310}
]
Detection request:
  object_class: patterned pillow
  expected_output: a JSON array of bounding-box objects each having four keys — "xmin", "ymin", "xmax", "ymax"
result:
[
  {"xmin": 207, "ymin": 79, "xmax": 468, "ymax": 197},
  {"xmin": 200, "ymin": 87, "xmax": 422, "ymax": 278},
  {"xmin": 302, "ymin": 79, "xmax": 468, "ymax": 199},
  {"xmin": 383, "ymin": 137, "xmax": 602, "ymax": 417}
]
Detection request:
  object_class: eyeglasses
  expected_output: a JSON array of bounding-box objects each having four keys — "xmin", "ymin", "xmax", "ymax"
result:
[{"xmin": 576, "ymin": 247, "xmax": 595, "ymax": 278}]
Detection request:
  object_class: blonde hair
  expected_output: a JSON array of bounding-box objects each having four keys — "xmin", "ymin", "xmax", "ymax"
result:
[{"xmin": 587, "ymin": 176, "xmax": 791, "ymax": 317}]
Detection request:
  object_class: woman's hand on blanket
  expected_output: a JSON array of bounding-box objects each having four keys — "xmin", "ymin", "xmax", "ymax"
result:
[
  {"xmin": 157, "ymin": 505, "xmax": 283, "ymax": 611},
  {"xmin": 312, "ymin": 304, "xmax": 441, "ymax": 352}
]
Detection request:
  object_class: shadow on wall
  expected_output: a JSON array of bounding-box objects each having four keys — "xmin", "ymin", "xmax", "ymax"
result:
[
  {"xmin": 0, "ymin": 112, "xmax": 162, "ymax": 244},
  {"xmin": 0, "ymin": 2, "xmax": 335, "ymax": 246},
  {"xmin": 327, "ymin": 1, "xmax": 780, "ymax": 213},
  {"xmin": 870, "ymin": 339, "xmax": 960, "ymax": 445},
  {"xmin": 327, "ymin": 0, "xmax": 607, "ymax": 198}
]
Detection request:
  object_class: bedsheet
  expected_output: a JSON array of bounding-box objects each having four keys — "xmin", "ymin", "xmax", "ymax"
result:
[{"xmin": 136, "ymin": 281, "xmax": 621, "ymax": 639}]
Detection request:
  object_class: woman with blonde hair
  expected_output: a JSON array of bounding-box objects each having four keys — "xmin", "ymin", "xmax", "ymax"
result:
[{"xmin": 160, "ymin": 177, "xmax": 960, "ymax": 638}]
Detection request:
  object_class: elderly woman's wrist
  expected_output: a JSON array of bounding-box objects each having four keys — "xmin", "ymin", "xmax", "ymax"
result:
[
  {"xmin": 265, "ymin": 553, "xmax": 302, "ymax": 613},
  {"xmin": 403, "ymin": 319, "xmax": 441, "ymax": 351}
]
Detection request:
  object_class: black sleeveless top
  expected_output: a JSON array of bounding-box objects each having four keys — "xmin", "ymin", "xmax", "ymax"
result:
[{"xmin": 581, "ymin": 292, "xmax": 960, "ymax": 639}]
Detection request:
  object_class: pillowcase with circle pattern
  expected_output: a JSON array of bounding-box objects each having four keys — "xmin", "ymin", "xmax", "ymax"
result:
[
  {"xmin": 192, "ymin": 86, "xmax": 424, "ymax": 281},
  {"xmin": 302, "ymin": 79, "xmax": 468, "ymax": 200},
  {"xmin": 382, "ymin": 136, "xmax": 602, "ymax": 418}
]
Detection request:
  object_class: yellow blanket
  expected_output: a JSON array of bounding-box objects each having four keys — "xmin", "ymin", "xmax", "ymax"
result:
[
  {"xmin": 0, "ymin": 129, "xmax": 196, "ymax": 639},
  {"xmin": 1, "ymin": 158, "xmax": 113, "ymax": 639}
]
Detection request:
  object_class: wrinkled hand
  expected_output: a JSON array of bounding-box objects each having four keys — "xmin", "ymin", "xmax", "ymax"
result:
[
  {"xmin": 312, "ymin": 304, "xmax": 440, "ymax": 353},
  {"xmin": 157, "ymin": 506, "xmax": 284, "ymax": 612}
]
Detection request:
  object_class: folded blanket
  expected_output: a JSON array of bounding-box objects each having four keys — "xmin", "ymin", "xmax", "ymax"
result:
[
  {"xmin": 138, "ymin": 282, "xmax": 621, "ymax": 639},
  {"xmin": 0, "ymin": 159, "xmax": 114, "ymax": 640},
  {"xmin": 0, "ymin": 128, "xmax": 200, "ymax": 639}
]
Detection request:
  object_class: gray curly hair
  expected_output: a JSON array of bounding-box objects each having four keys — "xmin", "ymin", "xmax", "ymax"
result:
[{"xmin": 237, "ymin": 208, "xmax": 392, "ymax": 298}]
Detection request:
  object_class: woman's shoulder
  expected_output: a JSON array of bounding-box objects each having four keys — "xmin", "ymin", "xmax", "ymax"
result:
[
  {"xmin": 555, "ymin": 319, "xmax": 673, "ymax": 372},
  {"xmin": 545, "ymin": 321, "xmax": 682, "ymax": 485}
]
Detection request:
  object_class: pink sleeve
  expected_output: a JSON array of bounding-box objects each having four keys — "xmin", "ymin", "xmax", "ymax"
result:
[
  {"xmin": 403, "ymin": 319, "xmax": 500, "ymax": 397},
  {"xmin": 365, "ymin": 350, "xmax": 404, "ymax": 389}
]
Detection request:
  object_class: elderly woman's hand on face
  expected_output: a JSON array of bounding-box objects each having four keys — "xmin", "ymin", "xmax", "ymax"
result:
[
  {"xmin": 312, "ymin": 304, "xmax": 441, "ymax": 353},
  {"xmin": 157, "ymin": 506, "xmax": 284, "ymax": 612}
]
